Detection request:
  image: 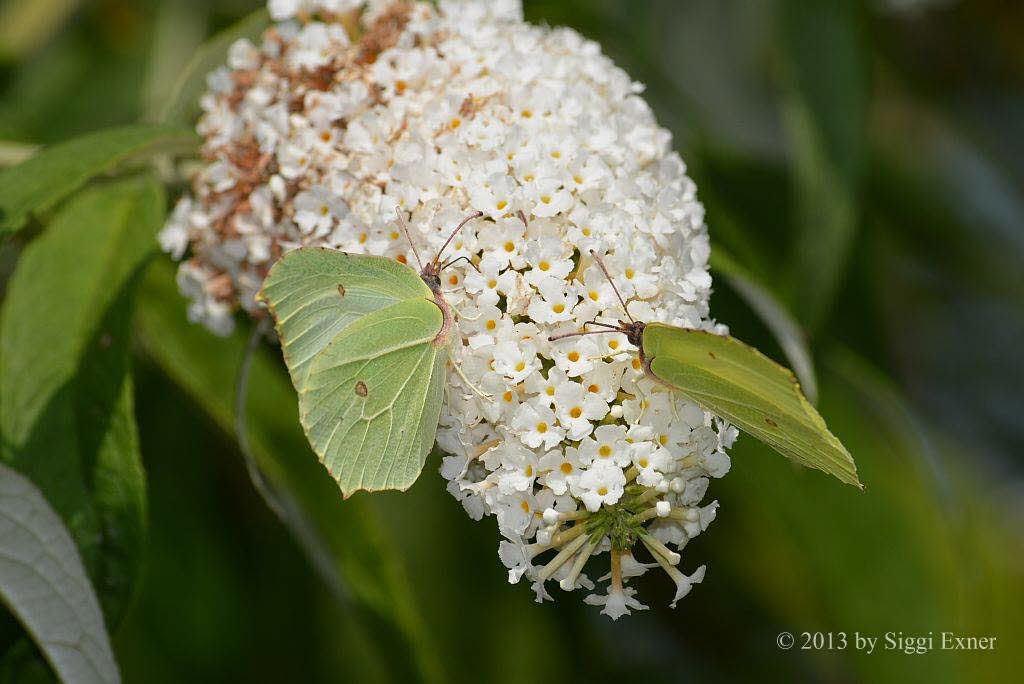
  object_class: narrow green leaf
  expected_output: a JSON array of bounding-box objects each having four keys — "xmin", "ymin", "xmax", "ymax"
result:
[
  {"xmin": 0, "ymin": 176, "xmax": 159, "ymax": 623},
  {"xmin": 642, "ymin": 323, "xmax": 861, "ymax": 488},
  {"xmin": 710, "ymin": 245, "xmax": 818, "ymax": 403},
  {"xmin": 775, "ymin": 0, "xmax": 867, "ymax": 329},
  {"xmin": 0, "ymin": 463, "xmax": 119, "ymax": 684},
  {"xmin": 160, "ymin": 9, "xmax": 271, "ymax": 126},
  {"xmin": 0, "ymin": 125, "xmax": 196, "ymax": 238},
  {"xmin": 134, "ymin": 259, "xmax": 444, "ymax": 682}
]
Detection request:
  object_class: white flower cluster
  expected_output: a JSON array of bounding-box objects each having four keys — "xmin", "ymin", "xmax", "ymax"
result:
[{"xmin": 160, "ymin": 0, "xmax": 737, "ymax": 618}]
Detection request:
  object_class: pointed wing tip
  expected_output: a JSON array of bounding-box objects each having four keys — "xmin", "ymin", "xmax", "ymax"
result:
[
  {"xmin": 335, "ymin": 476, "xmax": 418, "ymax": 499},
  {"xmin": 837, "ymin": 469, "xmax": 865, "ymax": 491}
]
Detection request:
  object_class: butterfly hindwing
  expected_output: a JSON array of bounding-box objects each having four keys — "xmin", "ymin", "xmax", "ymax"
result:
[
  {"xmin": 642, "ymin": 323, "xmax": 861, "ymax": 488},
  {"xmin": 258, "ymin": 249, "xmax": 450, "ymax": 496},
  {"xmin": 300, "ymin": 298, "xmax": 446, "ymax": 495}
]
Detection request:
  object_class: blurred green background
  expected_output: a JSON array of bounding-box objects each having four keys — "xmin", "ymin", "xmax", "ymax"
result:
[{"xmin": 1, "ymin": 0, "xmax": 1022, "ymax": 682}]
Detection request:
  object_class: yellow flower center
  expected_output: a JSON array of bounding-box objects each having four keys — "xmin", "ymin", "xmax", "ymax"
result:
[
  {"xmin": 599, "ymin": 445, "xmax": 612, "ymax": 458},
  {"xmin": 569, "ymin": 407, "xmax": 582, "ymax": 419},
  {"xmin": 567, "ymin": 351, "xmax": 580, "ymax": 362},
  {"xmin": 560, "ymin": 462, "xmax": 573, "ymax": 474},
  {"xmin": 536, "ymin": 422, "xmax": 548, "ymax": 434}
]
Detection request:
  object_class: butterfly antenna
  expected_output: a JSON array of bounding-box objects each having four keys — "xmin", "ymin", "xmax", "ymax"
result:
[
  {"xmin": 549, "ymin": 329, "xmax": 620, "ymax": 342},
  {"xmin": 548, "ymin": 320, "xmax": 623, "ymax": 342},
  {"xmin": 434, "ymin": 211, "xmax": 484, "ymax": 271},
  {"xmin": 440, "ymin": 255, "xmax": 480, "ymax": 273},
  {"xmin": 589, "ymin": 249, "xmax": 634, "ymax": 323},
  {"xmin": 395, "ymin": 208, "xmax": 425, "ymax": 272}
]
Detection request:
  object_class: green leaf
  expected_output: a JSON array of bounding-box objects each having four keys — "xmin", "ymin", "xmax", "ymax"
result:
[
  {"xmin": 775, "ymin": 0, "xmax": 867, "ymax": 329},
  {"xmin": 0, "ymin": 176, "xmax": 160, "ymax": 623},
  {"xmin": 0, "ymin": 0, "xmax": 83, "ymax": 62},
  {"xmin": 135, "ymin": 259, "xmax": 444, "ymax": 682},
  {"xmin": 258, "ymin": 249, "xmax": 451, "ymax": 497},
  {"xmin": 160, "ymin": 9, "xmax": 271, "ymax": 126},
  {"xmin": 0, "ymin": 125, "xmax": 196, "ymax": 238},
  {"xmin": 710, "ymin": 245, "xmax": 818, "ymax": 403},
  {"xmin": 0, "ymin": 462, "xmax": 119, "ymax": 684},
  {"xmin": 641, "ymin": 323, "xmax": 861, "ymax": 488}
]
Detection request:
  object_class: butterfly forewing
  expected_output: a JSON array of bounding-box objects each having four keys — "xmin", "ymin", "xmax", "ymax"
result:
[
  {"xmin": 258, "ymin": 248, "xmax": 433, "ymax": 390},
  {"xmin": 642, "ymin": 323, "xmax": 861, "ymax": 489}
]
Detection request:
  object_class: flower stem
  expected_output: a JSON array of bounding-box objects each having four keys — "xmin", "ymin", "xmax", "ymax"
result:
[
  {"xmin": 550, "ymin": 522, "xmax": 587, "ymax": 547},
  {"xmin": 538, "ymin": 533, "xmax": 589, "ymax": 581},
  {"xmin": 639, "ymin": 531, "xmax": 680, "ymax": 565},
  {"xmin": 628, "ymin": 507, "xmax": 659, "ymax": 525},
  {"xmin": 625, "ymin": 487, "xmax": 660, "ymax": 509},
  {"xmin": 610, "ymin": 547, "xmax": 623, "ymax": 595},
  {"xmin": 560, "ymin": 537, "xmax": 599, "ymax": 590}
]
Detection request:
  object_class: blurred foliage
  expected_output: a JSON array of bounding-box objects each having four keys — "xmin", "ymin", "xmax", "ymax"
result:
[{"xmin": 1, "ymin": 0, "xmax": 1022, "ymax": 682}]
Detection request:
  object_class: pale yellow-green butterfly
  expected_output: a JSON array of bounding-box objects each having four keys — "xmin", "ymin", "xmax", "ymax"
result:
[
  {"xmin": 551, "ymin": 250, "xmax": 862, "ymax": 489},
  {"xmin": 257, "ymin": 211, "xmax": 483, "ymax": 497}
]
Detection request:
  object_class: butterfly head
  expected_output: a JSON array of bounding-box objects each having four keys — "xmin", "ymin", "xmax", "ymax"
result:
[
  {"xmin": 419, "ymin": 263, "xmax": 442, "ymax": 292},
  {"xmin": 395, "ymin": 208, "xmax": 483, "ymax": 294},
  {"xmin": 621, "ymin": 320, "xmax": 646, "ymax": 348}
]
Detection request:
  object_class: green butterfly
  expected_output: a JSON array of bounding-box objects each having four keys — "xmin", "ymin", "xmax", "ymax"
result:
[
  {"xmin": 256, "ymin": 212, "xmax": 481, "ymax": 497},
  {"xmin": 553, "ymin": 251, "xmax": 863, "ymax": 489}
]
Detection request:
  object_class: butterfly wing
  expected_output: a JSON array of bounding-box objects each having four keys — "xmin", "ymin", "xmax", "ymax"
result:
[
  {"xmin": 642, "ymin": 323, "xmax": 861, "ymax": 488},
  {"xmin": 300, "ymin": 297, "xmax": 448, "ymax": 496},
  {"xmin": 257, "ymin": 248, "xmax": 433, "ymax": 390}
]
